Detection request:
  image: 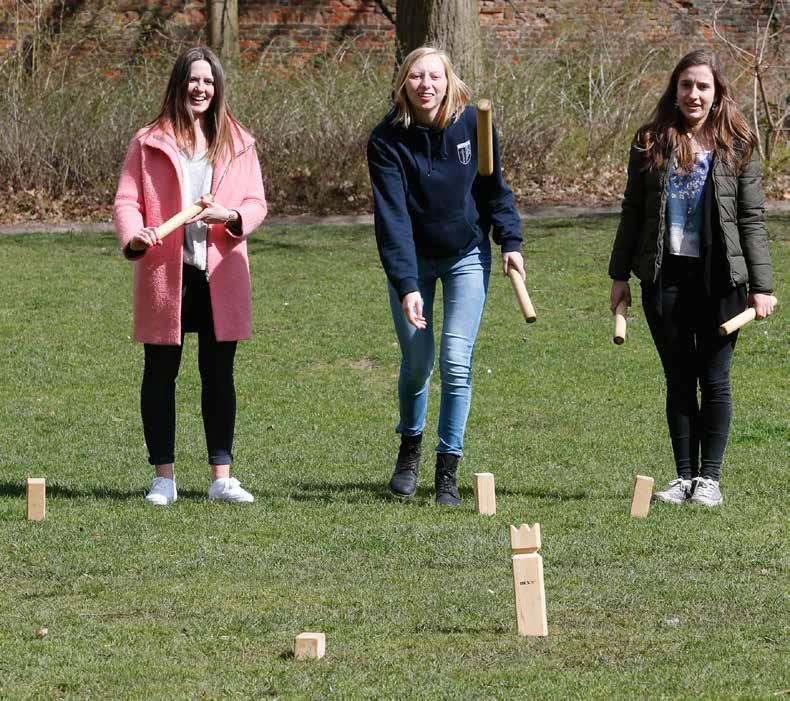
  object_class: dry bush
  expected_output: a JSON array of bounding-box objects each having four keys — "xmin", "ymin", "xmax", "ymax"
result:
[
  {"xmin": 0, "ymin": 16, "xmax": 785, "ymax": 222},
  {"xmin": 232, "ymin": 48, "xmax": 391, "ymax": 214}
]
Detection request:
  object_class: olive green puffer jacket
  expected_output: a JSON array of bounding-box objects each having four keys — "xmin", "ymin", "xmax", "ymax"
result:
[{"xmin": 609, "ymin": 145, "xmax": 773, "ymax": 293}]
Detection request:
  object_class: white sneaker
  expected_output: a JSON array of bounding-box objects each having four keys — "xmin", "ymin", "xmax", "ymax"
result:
[
  {"xmin": 208, "ymin": 477, "xmax": 254, "ymax": 503},
  {"xmin": 690, "ymin": 477, "xmax": 723, "ymax": 507},
  {"xmin": 653, "ymin": 478, "xmax": 692, "ymax": 504},
  {"xmin": 145, "ymin": 477, "xmax": 177, "ymax": 506}
]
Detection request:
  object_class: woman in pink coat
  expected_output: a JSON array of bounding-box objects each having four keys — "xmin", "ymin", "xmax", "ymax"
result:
[{"xmin": 114, "ymin": 46, "xmax": 267, "ymax": 506}]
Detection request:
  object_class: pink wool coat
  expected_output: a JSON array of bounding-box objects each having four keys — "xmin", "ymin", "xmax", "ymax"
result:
[{"xmin": 114, "ymin": 123, "xmax": 267, "ymax": 345}]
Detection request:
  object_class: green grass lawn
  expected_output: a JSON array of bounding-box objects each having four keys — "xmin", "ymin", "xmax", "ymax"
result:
[{"xmin": 0, "ymin": 215, "xmax": 787, "ymax": 700}]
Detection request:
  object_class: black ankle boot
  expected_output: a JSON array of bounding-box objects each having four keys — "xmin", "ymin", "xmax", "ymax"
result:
[
  {"xmin": 389, "ymin": 433, "xmax": 422, "ymax": 497},
  {"xmin": 434, "ymin": 453, "xmax": 461, "ymax": 506}
]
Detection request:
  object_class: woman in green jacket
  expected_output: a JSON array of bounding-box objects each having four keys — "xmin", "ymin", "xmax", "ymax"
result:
[{"xmin": 609, "ymin": 49, "xmax": 774, "ymax": 507}]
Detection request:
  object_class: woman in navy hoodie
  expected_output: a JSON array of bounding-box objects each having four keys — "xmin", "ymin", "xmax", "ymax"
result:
[{"xmin": 367, "ymin": 46, "xmax": 524, "ymax": 506}]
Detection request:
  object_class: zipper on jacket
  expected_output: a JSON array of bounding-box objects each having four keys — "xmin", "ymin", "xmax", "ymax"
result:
[{"xmin": 654, "ymin": 159, "xmax": 671, "ymax": 282}]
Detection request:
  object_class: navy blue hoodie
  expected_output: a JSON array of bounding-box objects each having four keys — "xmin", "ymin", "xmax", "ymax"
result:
[{"xmin": 367, "ymin": 105, "xmax": 522, "ymax": 299}]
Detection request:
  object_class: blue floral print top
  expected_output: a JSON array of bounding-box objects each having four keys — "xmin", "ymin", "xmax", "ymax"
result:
[{"xmin": 666, "ymin": 150, "xmax": 712, "ymax": 257}]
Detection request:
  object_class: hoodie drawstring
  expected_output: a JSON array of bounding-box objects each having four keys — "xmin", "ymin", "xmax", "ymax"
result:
[{"xmin": 423, "ymin": 130, "xmax": 433, "ymax": 175}]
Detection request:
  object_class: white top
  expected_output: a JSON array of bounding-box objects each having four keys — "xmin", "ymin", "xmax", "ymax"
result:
[{"xmin": 178, "ymin": 149, "xmax": 213, "ymax": 271}]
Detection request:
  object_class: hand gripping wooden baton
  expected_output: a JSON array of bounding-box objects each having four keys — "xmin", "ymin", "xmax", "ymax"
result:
[
  {"xmin": 477, "ymin": 99, "xmax": 494, "ymax": 177},
  {"xmin": 154, "ymin": 194, "xmax": 214, "ymax": 239},
  {"xmin": 151, "ymin": 142, "xmax": 255, "ymax": 240},
  {"xmin": 478, "ymin": 99, "xmax": 537, "ymax": 324},
  {"xmin": 719, "ymin": 296, "xmax": 778, "ymax": 336},
  {"xmin": 613, "ymin": 300, "xmax": 627, "ymax": 345}
]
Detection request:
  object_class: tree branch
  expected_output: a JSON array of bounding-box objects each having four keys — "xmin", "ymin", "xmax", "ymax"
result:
[
  {"xmin": 373, "ymin": 0, "xmax": 396, "ymax": 26},
  {"xmin": 711, "ymin": 1, "xmax": 754, "ymax": 64}
]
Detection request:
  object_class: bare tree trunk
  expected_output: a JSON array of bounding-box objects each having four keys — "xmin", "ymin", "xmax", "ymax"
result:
[
  {"xmin": 208, "ymin": 0, "xmax": 239, "ymax": 61},
  {"xmin": 396, "ymin": 0, "xmax": 481, "ymax": 80}
]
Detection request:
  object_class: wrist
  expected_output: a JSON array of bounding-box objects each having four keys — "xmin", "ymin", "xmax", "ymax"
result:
[{"xmin": 225, "ymin": 209, "xmax": 238, "ymax": 225}]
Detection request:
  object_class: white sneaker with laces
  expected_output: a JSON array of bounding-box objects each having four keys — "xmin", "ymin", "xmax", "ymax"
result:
[
  {"xmin": 145, "ymin": 477, "xmax": 177, "ymax": 506},
  {"xmin": 690, "ymin": 477, "xmax": 723, "ymax": 507},
  {"xmin": 208, "ymin": 477, "xmax": 254, "ymax": 503},
  {"xmin": 653, "ymin": 478, "xmax": 692, "ymax": 504}
]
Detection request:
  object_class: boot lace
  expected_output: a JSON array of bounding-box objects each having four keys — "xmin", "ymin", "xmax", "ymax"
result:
[
  {"xmin": 435, "ymin": 466, "xmax": 457, "ymax": 495},
  {"xmin": 396, "ymin": 444, "xmax": 420, "ymax": 474}
]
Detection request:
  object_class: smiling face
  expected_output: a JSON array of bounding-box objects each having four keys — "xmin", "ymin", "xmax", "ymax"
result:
[
  {"xmin": 404, "ymin": 54, "xmax": 448, "ymax": 126},
  {"xmin": 185, "ymin": 59, "xmax": 215, "ymax": 121},
  {"xmin": 676, "ymin": 64, "xmax": 716, "ymax": 130}
]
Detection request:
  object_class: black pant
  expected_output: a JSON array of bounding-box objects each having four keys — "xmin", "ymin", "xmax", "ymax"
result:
[
  {"xmin": 641, "ymin": 256, "xmax": 738, "ymax": 481},
  {"xmin": 141, "ymin": 265, "xmax": 237, "ymax": 466}
]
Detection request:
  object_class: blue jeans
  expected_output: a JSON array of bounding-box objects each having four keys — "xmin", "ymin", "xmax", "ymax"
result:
[{"xmin": 388, "ymin": 244, "xmax": 491, "ymax": 456}]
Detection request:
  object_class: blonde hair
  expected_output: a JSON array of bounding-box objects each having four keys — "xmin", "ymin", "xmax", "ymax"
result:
[{"xmin": 391, "ymin": 47, "xmax": 471, "ymax": 129}]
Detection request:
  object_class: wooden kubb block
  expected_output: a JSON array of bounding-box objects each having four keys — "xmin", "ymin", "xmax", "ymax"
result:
[
  {"xmin": 294, "ymin": 632, "xmax": 325, "ymax": 660},
  {"xmin": 473, "ymin": 472, "xmax": 496, "ymax": 515},
  {"xmin": 630, "ymin": 475, "xmax": 654, "ymax": 518},
  {"xmin": 510, "ymin": 523, "xmax": 547, "ymax": 637},
  {"xmin": 26, "ymin": 478, "xmax": 46, "ymax": 521}
]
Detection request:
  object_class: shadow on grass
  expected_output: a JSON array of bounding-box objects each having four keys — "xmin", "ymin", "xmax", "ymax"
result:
[
  {"xmin": 416, "ymin": 623, "xmax": 510, "ymax": 635},
  {"xmin": 499, "ymin": 486, "xmax": 590, "ymax": 500},
  {"xmin": 284, "ymin": 480, "xmax": 590, "ymax": 503},
  {"xmin": 0, "ymin": 481, "xmax": 204, "ymax": 501},
  {"xmin": 2, "ymin": 478, "xmax": 591, "ymax": 505}
]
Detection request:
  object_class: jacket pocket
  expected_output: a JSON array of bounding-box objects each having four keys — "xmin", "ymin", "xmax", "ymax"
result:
[
  {"xmin": 720, "ymin": 221, "xmax": 743, "ymax": 257},
  {"xmin": 718, "ymin": 196, "xmax": 737, "ymax": 225},
  {"xmin": 413, "ymin": 214, "xmax": 479, "ymax": 256}
]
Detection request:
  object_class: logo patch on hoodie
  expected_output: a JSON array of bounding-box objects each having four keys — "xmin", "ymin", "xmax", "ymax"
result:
[{"xmin": 456, "ymin": 140, "xmax": 471, "ymax": 166}]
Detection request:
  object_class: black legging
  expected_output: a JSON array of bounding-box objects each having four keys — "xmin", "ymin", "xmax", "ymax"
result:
[
  {"xmin": 641, "ymin": 255, "xmax": 738, "ymax": 482},
  {"xmin": 141, "ymin": 265, "xmax": 237, "ymax": 466}
]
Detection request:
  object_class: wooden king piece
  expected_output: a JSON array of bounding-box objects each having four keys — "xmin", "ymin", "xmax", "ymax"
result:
[
  {"xmin": 473, "ymin": 472, "xmax": 496, "ymax": 515},
  {"xmin": 510, "ymin": 523, "xmax": 548, "ymax": 636},
  {"xmin": 26, "ymin": 478, "xmax": 46, "ymax": 521},
  {"xmin": 630, "ymin": 475, "xmax": 654, "ymax": 518}
]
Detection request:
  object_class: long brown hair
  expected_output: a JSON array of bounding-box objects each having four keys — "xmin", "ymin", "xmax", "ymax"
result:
[
  {"xmin": 151, "ymin": 46, "xmax": 241, "ymax": 163},
  {"xmin": 635, "ymin": 49, "xmax": 757, "ymax": 172},
  {"xmin": 391, "ymin": 47, "xmax": 471, "ymax": 129}
]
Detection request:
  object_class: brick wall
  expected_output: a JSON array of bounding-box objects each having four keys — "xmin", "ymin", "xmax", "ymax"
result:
[
  {"xmin": 0, "ymin": 0, "xmax": 776, "ymax": 64},
  {"xmin": 237, "ymin": 1, "xmax": 393, "ymax": 59},
  {"xmin": 480, "ymin": 1, "xmax": 773, "ymax": 50}
]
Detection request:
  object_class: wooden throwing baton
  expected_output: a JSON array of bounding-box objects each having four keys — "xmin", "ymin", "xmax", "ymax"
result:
[
  {"xmin": 478, "ymin": 99, "xmax": 534, "ymax": 323},
  {"xmin": 719, "ymin": 296, "xmax": 777, "ymax": 336},
  {"xmin": 613, "ymin": 300, "xmax": 627, "ymax": 345},
  {"xmin": 477, "ymin": 99, "xmax": 494, "ymax": 177},
  {"xmin": 155, "ymin": 194, "xmax": 213, "ymax": 239},
  {"xmin": 508, "ymin": 268, "xmax": 537, "ymax": 323}
]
